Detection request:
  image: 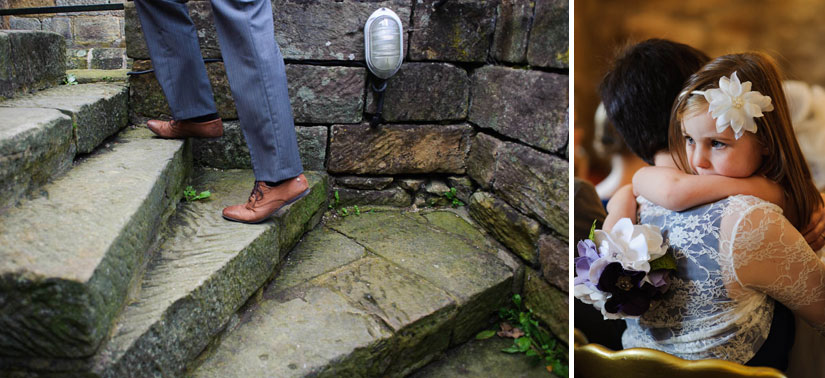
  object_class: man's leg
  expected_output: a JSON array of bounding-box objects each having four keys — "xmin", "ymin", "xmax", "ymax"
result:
[
  {"xmin": 209, "ymin": 0, "xmax": 306, "ymax": 223},
  {"xmin": 208, "ymin": 0, "xmax": 303, "ymax": 183},
  {"xmin": 134, "ymin": 0, "xmax": 220, "ymax": 127}
]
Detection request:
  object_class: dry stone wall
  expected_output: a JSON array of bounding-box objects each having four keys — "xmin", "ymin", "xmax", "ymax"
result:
[
  {"xmin": 0, "ymin": 0, "xmax": 128, "ymax": 69},
  {"xmin": 123, "ymin": 0, "xmax": 569, "ymax": 341}
]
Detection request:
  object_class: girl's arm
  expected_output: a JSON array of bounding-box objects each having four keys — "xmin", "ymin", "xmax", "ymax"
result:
[
  {"xmin": 603, "ymin": 184, "xmax": 636, "ymax": 231},
  {"xmin": 632, "ymin": 166, "xmax": 784, "ymax": 212}
]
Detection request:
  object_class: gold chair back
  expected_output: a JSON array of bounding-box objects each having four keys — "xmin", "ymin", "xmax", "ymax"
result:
[{"xmin": 574, "ymin": 343, "xmax": 787, "ymax": 378}]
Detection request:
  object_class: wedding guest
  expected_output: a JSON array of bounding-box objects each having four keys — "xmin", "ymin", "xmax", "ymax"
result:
[
  {"xmin": 134, "ymin": 0, "xmax": 309, "ymax": 224},
  {"xmin": 620, "ymin": 51, "xmax": 825, "ymax": 371}
]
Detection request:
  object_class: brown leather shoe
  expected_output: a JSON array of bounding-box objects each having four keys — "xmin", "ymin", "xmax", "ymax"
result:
[
  {"xmin": 222, "ymin": 174, "xmax": 310, "ymax": 224},
  {"xmin": 146, "ymin": 118, "xmax": 223, "ymax": 138}
]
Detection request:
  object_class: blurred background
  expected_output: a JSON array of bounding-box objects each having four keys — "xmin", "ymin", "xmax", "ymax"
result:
[{"xmin": 574, "ymin": 0, "xmax": 825, "ymax": 198}]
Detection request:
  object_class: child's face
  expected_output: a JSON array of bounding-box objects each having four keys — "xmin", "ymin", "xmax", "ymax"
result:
[{"xmin": 682, "ymin": 106, "xmax": 765, "ymax": 177}]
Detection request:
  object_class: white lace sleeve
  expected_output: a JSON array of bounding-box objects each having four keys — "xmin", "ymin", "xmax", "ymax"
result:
[{"xmin": 726, "ymin": 198, "xmax": 825, "ymax": 335}]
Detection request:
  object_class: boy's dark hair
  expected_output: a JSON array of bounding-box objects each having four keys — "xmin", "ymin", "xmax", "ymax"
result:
[{"xmin": 599, "ymin": 39, "xmax": 710, "ymax": 164}]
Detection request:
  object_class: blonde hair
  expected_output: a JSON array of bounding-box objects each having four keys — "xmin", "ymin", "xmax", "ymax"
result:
[{"xmin": 669, "ymin": 52, "xmax": 822, "ymax": 229}]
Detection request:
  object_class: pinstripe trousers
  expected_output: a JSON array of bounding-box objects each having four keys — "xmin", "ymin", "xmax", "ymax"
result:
[{"xmin": 134, "ymin": 0, "xmax": 303, "ymax": 183}]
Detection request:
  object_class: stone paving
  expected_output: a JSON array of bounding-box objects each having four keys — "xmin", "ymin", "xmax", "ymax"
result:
[{"xmin": 191, "ymin": 209, "xmax": 520, "ymax": 377}]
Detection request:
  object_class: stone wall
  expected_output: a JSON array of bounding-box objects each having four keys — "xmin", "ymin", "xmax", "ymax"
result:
[
  {"xmin": 0, "ymin": 0, "xmax": 128, "ymax": 69},
  {"xmin": 125, "ymin": 0, "xmax": 569, "ymax": 341}
]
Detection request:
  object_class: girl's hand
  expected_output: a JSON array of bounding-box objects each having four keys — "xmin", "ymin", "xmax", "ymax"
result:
[
  {"xmin": 802, "ymin": 194, "xmax": 825, "ymax": 252},
  {"xmin": 603, "ymin": 184, "xmax": 637, "ymax": 231}
]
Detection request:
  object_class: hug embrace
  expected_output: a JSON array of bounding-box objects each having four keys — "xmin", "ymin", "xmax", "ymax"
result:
[{"xmin": 575, "ymin": 39, "xmax": 825, "ymax": 376}]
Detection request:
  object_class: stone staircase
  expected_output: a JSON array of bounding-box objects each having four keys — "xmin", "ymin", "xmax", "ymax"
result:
[{"xmin": 0, "ymin": 30, "xmax": 537, "ymax": 377}]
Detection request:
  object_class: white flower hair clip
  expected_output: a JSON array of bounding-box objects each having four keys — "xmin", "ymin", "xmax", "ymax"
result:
[{"xmin": 691, "ymin": 71, "xmax": 774, "ymax": 139}]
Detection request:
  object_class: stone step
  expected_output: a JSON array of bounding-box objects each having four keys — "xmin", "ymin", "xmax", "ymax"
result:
[
  {"xmin": 410, "ymin": 336, "xmax": 552, "ymax": 378},
  {"xmin": 0, "ymin": 129, "xmax": 190, "ymax": 359},
  {"xmin": 66, "ymin": 69, "xmax": 130, "ymax": 84},
  {"xmin": 190, "ymin": 209, "xmax": 518, "ymax": 377},
  {"xmin": 0, "ymin": 83, "xmax": 129, "ymax": 209},
  {"xmin": 0, "ymin": 30, "xmax": 65, "ymax": 99},
  {"xmin": 89, "ymin": 169, "xmax": 328, "ymax": 377}
]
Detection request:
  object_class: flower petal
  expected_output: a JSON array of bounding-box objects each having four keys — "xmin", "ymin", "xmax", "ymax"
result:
[{"xmin": 744, "ymin": 102, "xmax": 763, "ymax": 118}]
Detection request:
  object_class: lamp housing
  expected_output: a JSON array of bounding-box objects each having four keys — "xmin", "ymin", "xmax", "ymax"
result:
[{"xmin": 365, "ymin": 8, "xmax": 404, "ymax": 79}]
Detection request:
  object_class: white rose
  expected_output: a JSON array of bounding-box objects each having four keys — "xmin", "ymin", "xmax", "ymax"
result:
[{"xmin": 593, "ymin": 218, "xmax": 667, "ymax": 272}]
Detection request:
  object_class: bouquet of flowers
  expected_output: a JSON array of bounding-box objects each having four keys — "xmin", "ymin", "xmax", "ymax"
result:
[{"xmin": 574, "ymin": 218, "xmax": 676, "ymax": 319}]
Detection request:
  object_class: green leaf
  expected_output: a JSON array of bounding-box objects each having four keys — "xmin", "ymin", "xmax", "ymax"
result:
[
  {"xmin": 588, "ymin": 219, "xmax": 597, "ymax": 241},
  {"xmin": 334, "ymin": 190, "xmax": 340, "ymax": 202},
  {"xmin": 516, "ymin": 337, "xmax": 532, "ymax": 352},
  {"xmin": 501, "ymin": 346, "xmax": 520, "ymax": 354},
  {"xmin": 512, "ymin": 294, "xmax": 522, "ymax": 308},
  {"xmin": 650, "ymin": 251, "xmax": 678, "ymax": 271},
  {"xmin": 525, "ymin": 349, "xmax": 538, "ymax": 357},
  {"xmin": 475, "ymin": 330, "xmax": 496, "ymax": 340}
]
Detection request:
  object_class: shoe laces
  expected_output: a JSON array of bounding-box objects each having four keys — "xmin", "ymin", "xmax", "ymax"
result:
[{"xmin": 247, "ymin": 181, "xmax": 265, "ymax": 208}]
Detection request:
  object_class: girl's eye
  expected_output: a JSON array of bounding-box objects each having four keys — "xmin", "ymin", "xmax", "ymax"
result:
[
  {"xmin": 684, "ymin": 136, "xmax": 695, "ymax": 145},
  {"xmin": 711, "ymin": 140, "xmax": 726, "ymax": 149}
]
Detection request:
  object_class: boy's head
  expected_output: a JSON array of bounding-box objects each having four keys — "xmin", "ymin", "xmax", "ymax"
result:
[{"xmin": 599, "ymin": 39, "xmax": 710, "ymax": 164}]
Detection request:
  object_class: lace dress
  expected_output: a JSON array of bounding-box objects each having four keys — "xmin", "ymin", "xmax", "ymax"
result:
[{"xmin": 622, "ymin": 195, "xmax": 825, "ymax": 364}]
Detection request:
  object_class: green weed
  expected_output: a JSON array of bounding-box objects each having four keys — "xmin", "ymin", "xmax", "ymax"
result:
[{"xmin": 183, "ymin": 186, "xmax": 211, "ymax": 202}]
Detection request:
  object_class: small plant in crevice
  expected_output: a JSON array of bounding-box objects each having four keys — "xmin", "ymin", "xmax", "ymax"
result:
[
  {"xmin": 443, "ymin": 187, "xmax": 465, "ymax": 208},
  {"xmin": 328, "ymin": 190, "xmax": 368, "ymax": 217},
  {"xmin": 183, "ymin": 186, "xmax": 211, "ymax": 202},
  {"xmin": 476, "ymin": 294, "xmax": 568, "ymax": 377},
  {"xmin": 63, "ymin": 73, "xmax": 78, "ymax": 85}
]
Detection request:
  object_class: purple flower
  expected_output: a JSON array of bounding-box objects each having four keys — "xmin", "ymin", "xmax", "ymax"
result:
[
  {"xmin": 597, "ymin": 262, "xmax": 651, "ymax": 317},
  {"xmin": 574, "ymin": 239, "xmax": 600, "ymax": 285}
]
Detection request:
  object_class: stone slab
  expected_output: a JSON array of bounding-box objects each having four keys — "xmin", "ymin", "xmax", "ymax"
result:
[
  {"xmin": 469, "ymin": 66, "xmax": 568, "ymax": 153},
  {"xmin": 419, "ymin": 210, "xmax": 497, "ymax": 253},
  {"xmin": 0, "ymin": 83, "xmax": 129, "ymax": 153},
  {"xmin": 334, "ymin": 186, "xmax": 412, "ymax": 207},
  {"xmin": 466, "ymin": 132, "xmax": 503, "ymax": 190},
  {"xmin": 193, "ymin": 210, "xmax": 514, "ymax": 377},
  {"xmin": 125, "ymin": 0, "xmax": 411, "ymax": 61},
  {"xmin": 491, "ymin": 0, "xmax": 533, "ymax": 64},
  {"xmin": 315, "ymin": 256, "xmax": 457, "ymax": 376},
  {"xmin": 409, "ymin": 0, "xmax": 496, "ymax": 62},
  {"xmin": 527, "ymin": 0, "xmax": 569, "ymax": 69},
  {"xmin": 67, "ymin": 69, "xmax": 129, "ymax": 84},
  {"xmin": 366, "ymin": 63, "xmax": 469, "ymax": 122},
  {"xmin": 327, "ymin": 211, "xmax": 513, "ymax": 305},
  {"xmin": 0, "ymin": 107, "xmax": 74, "ymax": 210},
  {"xmin": 192, "ymin": 287, "xmax": 394, "ymax": 378},
  {"xmin": 90, "ymin": 170, "xmax": 328, "ymax": 377},
  {"xmin": 524, "ymin": 268, "xmax": 568, "ymax": 344},
  {"xmin": 270, "ymin": 226, "xmax": 367, "ymax": 292},
  {"xmin": 0, "ymin": 132, "xmax": 190, "ymax": 358},
  {"xmin": 193, "ymin": 121, "xmax": 327, "ymax": 171},
  {"xmin": 335, "ymin": 176, "xmax": 394, "ymax": 190},
  {"xmin": 493, "ymin": 142, "xmax": 568, "ymax": 237},
  {"xmin": 287, "ymin": 65, "xmax": 365, "ymax": 124},
  {"xmin": 539, "ymin": 234, "xmax": 568, "ymax": 293},
  {"xmin": 411, "ymin": 336, "xmax": 550, "ymax": 378},
  {"xmin": 328, "ymin": 123, "xmax": 472, "ymax": 175},
  {"xmin": 0, "ymin": 30, "xmax": 65, "ymax": 99},
  {"xmin": 130, "ymin": 62, "xmax": 364, "ymax": 124},
  {"xmin": 468, "ymin": 191, "xmax": 541, "ymax": 266}
]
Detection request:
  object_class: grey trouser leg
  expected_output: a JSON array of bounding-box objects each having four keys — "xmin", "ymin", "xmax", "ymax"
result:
[
  {"xmin": 209, "ymin": 0, "xmax": 303, "ymax": 183},
  {"xmin": 135, "ymin": 0, "xmax": 303, "ymax": 183},
  {"xmin": 133, "ymin": 0, "xmax": 217, "ymax": 120}
]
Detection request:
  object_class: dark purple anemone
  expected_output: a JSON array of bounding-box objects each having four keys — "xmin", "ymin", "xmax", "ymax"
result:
[{"xmin": 597, "ymin": 262, "xmax": 650, "ymax": 316}]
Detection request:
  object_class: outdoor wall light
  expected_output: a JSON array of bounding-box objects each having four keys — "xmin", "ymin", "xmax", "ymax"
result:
[{"xmin": 365, "ymin": 8, "xmax": 404, "ymax": 127}]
